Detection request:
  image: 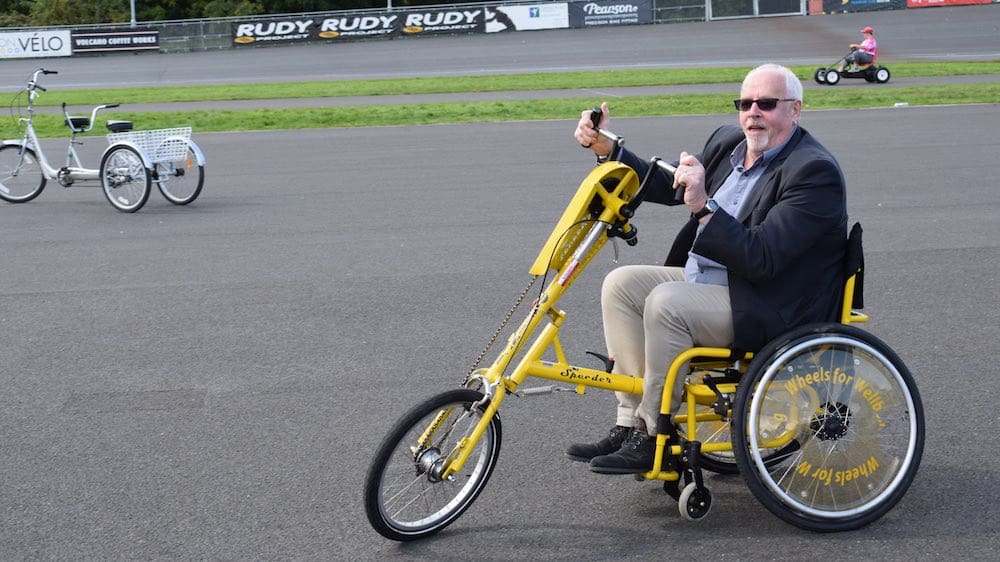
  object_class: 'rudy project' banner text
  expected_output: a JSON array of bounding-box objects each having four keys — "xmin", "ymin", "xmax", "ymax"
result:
[
  {"xmin": 0, "ymin": 29, "xmax": 72, "ymax": 59},
  {"xmin": 72, "ymin": 28, "xmax": 159, "ymax": 53},
  {"xmin": 400, "ymin": 9, "xmax": 485, "ymax": 35},
  {"xmin": 232, "ymin": 16, "xmax": 401, "ymax": 44},
  {"xmin": 315, "ymin": 14, "xmax": 399, "ymax": 40},
  {"xmin": 568, "ymin": 0, "xmax": 653, "ymax": 26},
  {"xmin": 231, "ymin": 10, "xmax": 490, "ymax": 44}
]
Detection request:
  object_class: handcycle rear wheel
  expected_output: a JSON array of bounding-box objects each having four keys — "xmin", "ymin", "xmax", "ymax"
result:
[
  {"xmin": 676, "ymin": 405, "xmax": 799, "ymax": 475},
  {"xmin": 0, "ymin": 145, "xmax": 46, "ymax": 203},
  {"xmin": 101, "ymin": 145, "xmax": 151, "ymax": 212},
  {"xmin": 732, "ymin": 323, "xmax": 923, "ymax": 531},
  {"xmin": 154, "ymin": 141, "xmax": 204, "ymax": 205},
  {"xmin": 364, "ymin": 389, "xmax": 501, "ymax": 541}
]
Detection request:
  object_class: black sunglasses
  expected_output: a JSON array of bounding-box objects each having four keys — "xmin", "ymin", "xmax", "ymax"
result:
[{"xmin": 733, "ymin": 98, "xmax": 797, "ymax": 112}]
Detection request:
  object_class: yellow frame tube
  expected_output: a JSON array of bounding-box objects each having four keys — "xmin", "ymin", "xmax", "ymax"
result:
[
  {"xmin": 840, "ymin": 273, "xmax": 869, "ymax": 324},
  {"xmin": 437, "ymin": 163, "xmax": 876, "ymax": 484}
]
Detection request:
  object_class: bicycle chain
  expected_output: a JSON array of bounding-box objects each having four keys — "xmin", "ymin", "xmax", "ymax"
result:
[{"xmin": 463, "ymin": 275, "xmax": 539, "ymax": 386}]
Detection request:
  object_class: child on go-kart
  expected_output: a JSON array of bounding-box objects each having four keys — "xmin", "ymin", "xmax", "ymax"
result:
[{"xmin": 838, "ymin": 26, "xmax": 877, "ymax": 72}]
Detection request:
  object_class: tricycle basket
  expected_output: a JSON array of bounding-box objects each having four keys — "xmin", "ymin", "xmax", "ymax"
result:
[{"xmin": 107, "ymin": 127, "xmax": 192, "ymax": 164}]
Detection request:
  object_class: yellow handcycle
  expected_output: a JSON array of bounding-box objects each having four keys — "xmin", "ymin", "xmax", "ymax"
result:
[{"xmin": 363, "ymin": 118, "xmax": 924, "ymax": 540}]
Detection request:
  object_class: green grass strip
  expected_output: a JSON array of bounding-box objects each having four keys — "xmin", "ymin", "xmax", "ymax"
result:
[
  {"xmin": 3, "ymin": 82, "xmax": 997, "ymax": 138},
  {"xmin": 7, "ymin": 61, "xmax": 1000, "ymax": 107}
]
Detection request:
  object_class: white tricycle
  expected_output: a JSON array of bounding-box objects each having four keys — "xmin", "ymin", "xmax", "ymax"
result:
[{"xmin": 0, "ymin": 68, "xmax": 205, "ymax": 212}]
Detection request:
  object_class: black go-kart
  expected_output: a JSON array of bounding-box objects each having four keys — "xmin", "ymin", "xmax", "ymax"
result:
[{"xmin": 814, "ymin": 48, "xmax": 890, "ymax": 85}]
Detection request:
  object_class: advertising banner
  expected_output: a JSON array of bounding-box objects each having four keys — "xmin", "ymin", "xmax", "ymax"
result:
[
  {"xmin": 399, "ymin": 8, "xmax": 486, "ymax": 36},
  {"xmin": 907, "ymin": 0, "xmax": 991, "ymax": 6},
  {"xmin": 569, "ymin": 0, "xmax": 654, "ymax": 27},
  {"xmin": 821, "ymin": 0, "xmax": 904, "ymax": 12},
  {"xmin": 314, "ymin": 14, "xmax": 400, "ymax": 40},
  {"xmin": 486, "ymin": 4, "xmax": 569, "ymax": 33},
  {"xmin": 233, "ymin": 15, "xmax": 400, "ymax": 45},
  {"xmin": 0, "ymin": 29, "xmax": 72, "ymax": 59},
  {"xmin": 233, "ymin": 17, "xmax": 320, "ymax": 45},
  {"xmin": 71, "ymin": 28, "xmax": 159, "ymax": 53}
]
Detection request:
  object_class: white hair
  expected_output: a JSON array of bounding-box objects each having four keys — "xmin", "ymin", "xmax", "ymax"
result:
[{"xmin": 747, "ymin": 64, "xmax": 803, "ymax": 102}]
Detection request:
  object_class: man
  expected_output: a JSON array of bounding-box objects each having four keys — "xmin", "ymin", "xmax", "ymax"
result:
[
  {"xmin": 568, "ymin": 64, "xmax": 847, "ymax": 474},
  {"xmin": 839, "ymin": 26, "xmax": 878, "ymax": 71}
]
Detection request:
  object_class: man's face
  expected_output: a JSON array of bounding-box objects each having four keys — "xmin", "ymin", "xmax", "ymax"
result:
[{"xmin": 738, "ymin": 70, "xmax": 801, "ymax": 159}]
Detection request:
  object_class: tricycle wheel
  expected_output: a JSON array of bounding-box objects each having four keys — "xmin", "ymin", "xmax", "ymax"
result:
[
  {"xmin": 100, "ymin": 144, "xmax": 151, "ymax": 212},
  {"xmin": 813, "ymin": 68, "xmax": 827, "ymax": 84},
  {"xmin": 823, "ymin": 69, "xmax": 840, "ymax": 86},
  {"xmin": 875, "ymin": 66, "xmax": 891, "ymax": 84},
  {"xmin": 0, "ymin": 144, "xmax": 46, "ymax": 203},
  {"xmin": 154, "ymin": 141, "xmax": 204, "ymax": 205}
]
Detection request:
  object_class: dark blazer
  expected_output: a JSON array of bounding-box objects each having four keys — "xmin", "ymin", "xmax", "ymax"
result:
[{"xmin": 618, "ymin": 124, "xmax": 847, "ymax": 351}]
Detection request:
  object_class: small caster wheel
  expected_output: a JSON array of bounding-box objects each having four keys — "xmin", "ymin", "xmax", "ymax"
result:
[{"xmin": 678, "ymin": 482, "xmax": 712, "ymax": 521}]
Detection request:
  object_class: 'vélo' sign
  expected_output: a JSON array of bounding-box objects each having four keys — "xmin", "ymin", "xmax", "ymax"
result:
[{"xmin": 0, "ymin": 30, "xmax": 72, "ymax": 59}]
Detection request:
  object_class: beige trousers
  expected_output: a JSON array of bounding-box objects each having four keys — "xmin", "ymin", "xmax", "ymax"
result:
[{"xmin": 601, "ymin": 265, "xmax": 734, "ymax": 433}]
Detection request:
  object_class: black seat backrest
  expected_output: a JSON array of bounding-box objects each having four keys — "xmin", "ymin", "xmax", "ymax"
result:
[
  {"xmin": 843, "ymin": 222, "xmax": 864, "ymax": 311},
  {"xmin": 830, "ymin": 222, "xmax": 866, "ymax": 325}
]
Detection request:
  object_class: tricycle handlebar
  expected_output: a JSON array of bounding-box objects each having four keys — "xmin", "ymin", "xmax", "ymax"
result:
[{"xmin": 61, "ymin": 101, "xmax": 122, "ymax": 134}]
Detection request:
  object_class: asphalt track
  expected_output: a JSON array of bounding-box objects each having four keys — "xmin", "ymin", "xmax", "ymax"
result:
[{"xmin": 1, "ymin": 6, "xmax": 999, "ymax": 560}]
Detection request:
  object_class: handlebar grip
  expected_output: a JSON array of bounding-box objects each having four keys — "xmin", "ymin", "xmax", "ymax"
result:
[
  {"xmin": 36, "ymin": 85, "xmax": 47, "ymax": 92},
  {"xmin": 106, "ymin": 104, "xmax": 120, "ymax": 109},
  {"xmin": 589, "ymin": 107, "xmax": 602, "ymax": 130},
  {"xmin": 43, "ymin": 69, "xmax": 58, "ymax": 74},
  {"xmin": 653, "ymin": 159, "xmax": 684, "ymax": 202}
]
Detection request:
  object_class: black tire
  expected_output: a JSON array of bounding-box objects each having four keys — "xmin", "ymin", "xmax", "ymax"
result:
[
  {"xmin": 875, "ymin": 67, "xmax": 891, "ymax": 84},
  {"xmin": 154, "ymin": 141, "xmax": 204, "ymax": 205},
  {"xmin": 732, "ymin": 324, "xmax": 924, "ymax": 532},
  {"xmin": 864, "ymin": 69, "xmax": 877, "ymax": 83},
  {"xmin": 101, "ymin": 145, "xmax": 151, "ymax": 212},
  {"xmin": 823, "ymin": 70, "xmax": 841, "ymax": 86},
  {"xmin": 813, "ymin": 68, "xmax": 827, "ymax": 84},
  {"xmin": 364, "ymin": 389, "xmax": 501, "ymax": 541},
  {"xmin": 0, "ymin": 144, "xmax": 46, "ymax": 203}
]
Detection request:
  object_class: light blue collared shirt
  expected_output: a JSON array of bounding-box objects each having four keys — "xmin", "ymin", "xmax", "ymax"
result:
[{"xmin": 684, "ymin": 133, "xmax": 794, "ymax": 285}]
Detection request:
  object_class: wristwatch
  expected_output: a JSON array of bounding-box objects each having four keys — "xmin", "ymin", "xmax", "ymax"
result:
[{"xmin": 693, "ymin": 199, "xmax": 718, "ymax": 220}]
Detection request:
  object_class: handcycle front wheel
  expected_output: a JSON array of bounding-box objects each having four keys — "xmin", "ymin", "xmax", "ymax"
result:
[
  {"xmin": 364, "ymin": 388, "xmax": 501, "ymax": 541},
  {"xmin": 101, "ymin": 144, "xmax": 151, "ymax": 212},
  {"xmin": 154, "ymin": 140, "xmax": 204, "ymax": 205},
  {"xmin": 732, "ymin": 323, "xmax": 924, "ymax": 532},
  {"xmin": 0, "ymin": 144, "xmax": 47, "ymax": 203}
]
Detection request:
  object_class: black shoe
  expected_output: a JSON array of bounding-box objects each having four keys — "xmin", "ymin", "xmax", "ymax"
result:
[
  {"xmin": 589, "ymin": 429, "xmax": 655, "ymax": 474},
  {"xmin": 565, "ymin": 425, "xmax": 632, "ymax": 463}
]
